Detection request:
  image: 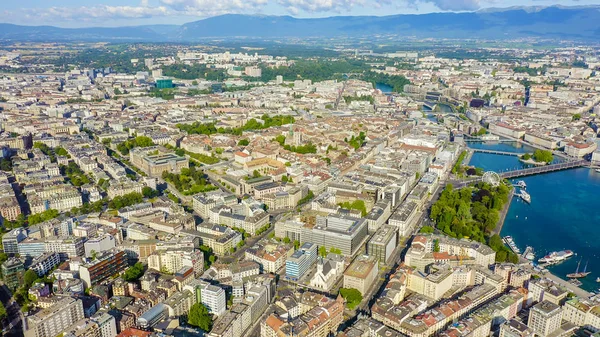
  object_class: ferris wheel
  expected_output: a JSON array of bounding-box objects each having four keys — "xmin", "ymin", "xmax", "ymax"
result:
[{"xmin": 482, "ymin": 171, "xmax": 501, "ymax": 187}]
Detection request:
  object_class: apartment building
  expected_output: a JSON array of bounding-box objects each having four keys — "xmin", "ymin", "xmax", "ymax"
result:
[
  {"xmin": 24, "ymin": 297, "xmax": 85, "ymax": 337},
  {"xmin": 527, "ymin": 301, "xmax": 563, "ymax": 337},
  {"xmin": 79, "ymin": 250, "xmax": 129, "ymax": 288}
]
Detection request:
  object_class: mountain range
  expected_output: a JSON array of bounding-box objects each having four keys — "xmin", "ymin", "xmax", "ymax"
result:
[{"xmin": 1, "ymin": 6, "xmax": 600, "ymax": 41}]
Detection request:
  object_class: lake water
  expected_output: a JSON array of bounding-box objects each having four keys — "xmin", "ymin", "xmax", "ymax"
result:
[{"xmin": 467, "ymin": 141, "xmax": 600, "ymax": 291}]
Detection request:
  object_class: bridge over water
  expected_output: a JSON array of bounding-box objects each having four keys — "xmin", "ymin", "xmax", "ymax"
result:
[
  {"xmin": 453, "ymin": 160, "xmax": 588, "ymax": 188},
  {"xmin": 470, "ymin": 149, "xmax": 530, "ymax": 156}
]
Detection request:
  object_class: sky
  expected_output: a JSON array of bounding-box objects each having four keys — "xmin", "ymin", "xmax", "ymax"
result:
[{"xmin": 1, "ymin": 0, "xmax": 599, "ymax": 27}]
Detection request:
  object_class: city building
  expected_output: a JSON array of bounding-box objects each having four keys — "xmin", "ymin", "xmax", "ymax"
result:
[
  {"xmin": 343, "ymin": 255, "xmax": 379, "ymax": 295},
  {"xmin": 79, "ymin": 250, "xmax": 129, "ymax": 288},
  {"xmin": 1, "ymin": 257, "xmax": 25, "ymax": 290},
  {"xmin": 24, "ymin": 297, "xmax": 85, "ymax": 337},
  {"xmin": 129, "ymin": 146, "xmax": 189, "ymax": 178},
  {"xmin": 527, "ymin": 300, "xmax": 563, "ymax": 337},
  {"xmin": 367, "ymin": 225, "xmax": 398, "ymax": 264},
  {"xmin": 285, "ymin": 242, "xmax": 317, "ymax": 281}
]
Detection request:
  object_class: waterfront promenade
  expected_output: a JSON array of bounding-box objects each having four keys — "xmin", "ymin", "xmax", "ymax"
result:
[{"xmin": 543, "ymin": 272, "xmax": 593, "ymax": 298}]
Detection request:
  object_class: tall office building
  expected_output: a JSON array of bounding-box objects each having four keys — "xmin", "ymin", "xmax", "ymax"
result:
[
  {"xmin": 285, "ymin": 243, "xmax": 317, "ymax": 281},
  {"xmin": 24, "ymin": 297, "xmax": 85, "ymax": 337},
  {"xmin": 527, "ymin": 300, "xmax": 562, "ymax": 337}
]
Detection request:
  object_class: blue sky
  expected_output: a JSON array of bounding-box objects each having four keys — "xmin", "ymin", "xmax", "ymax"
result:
[{"xmin": 1, "ymin": 0, "xmax": 599, "ymax": 27}]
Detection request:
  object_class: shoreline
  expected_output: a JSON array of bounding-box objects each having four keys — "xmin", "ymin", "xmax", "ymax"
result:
[{"xmin": 494, "ymin": 187, "xmax": 515, "ymax": 235}]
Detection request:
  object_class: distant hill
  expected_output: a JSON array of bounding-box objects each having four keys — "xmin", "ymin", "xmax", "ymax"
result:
[{"xmin": 2, "ymin": 6, "xmax": 600, "ymax": 41}]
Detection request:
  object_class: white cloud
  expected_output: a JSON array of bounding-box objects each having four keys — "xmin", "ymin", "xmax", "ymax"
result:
[
  {"xmin": 275, "ymin": 0, "xmax": 370, "ymax": 14},
  {"xmin": 408, "ymin": 0, "xmax": 480, "ymax": 11},
  {"xmin": 19, "ymin": 5, "xmax": 172, "ymax": 22},
  {"xmin": 428, "ymin": 0, "xmax": 480, "ymax": 11},
  {"xmin": 159, "ymin": 0, "xmax": 269, "ymax": 16}
]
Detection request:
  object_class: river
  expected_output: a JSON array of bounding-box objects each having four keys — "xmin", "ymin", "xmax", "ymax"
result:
[
  {"xmin": 467, "ymin": 141, "xmax": 600, "ymax": 292},
  {"xmin": 376, "ymin": 83, "xmax": 393, "ymax": 93}
]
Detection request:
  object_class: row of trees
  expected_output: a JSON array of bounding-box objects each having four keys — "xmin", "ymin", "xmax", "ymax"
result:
[
  {"xmin": 297, "ymin": 190, "xmax": 315, "ymax": 207},
  {"xmin": 318, "ymin": 246, "xmax": 343, "ymax": 258}
]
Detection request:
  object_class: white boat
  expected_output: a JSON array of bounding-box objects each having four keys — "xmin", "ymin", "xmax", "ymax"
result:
[
  {"xmin": 538, "ymin": 250, "xmax": 575, "ymax": 264},
  {"xmin": 516, "ymin": 180, "xmax": 527, "ymax": 188},
  {"xmin": 596, "ymin": 277, "xmax": 600, "ymax": 283},
  {"xmin": 522, "ymin": 246, "xmax": 535, "ymax": 261},
  {"xmin": 519, "ymin": 190, "xmax": 531, "ymax": 203}
]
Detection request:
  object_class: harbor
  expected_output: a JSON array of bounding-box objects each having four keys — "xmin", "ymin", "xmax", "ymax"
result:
[{"xmin": 467, "ymin": 140, "xmax": 600, "ymax": 292}]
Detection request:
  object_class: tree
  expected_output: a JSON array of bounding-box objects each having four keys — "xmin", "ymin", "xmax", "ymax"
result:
[
  {"xmin": 123, "ymin": 262, "xmax": 145, "ymax": 282},
  {"xmin": 293, "ymin": 240, "xmax": 300, "ymax": 250},
  {"xmin": 135, "ymin": 136, "xmax": 154, "ymax": 147},
  {"xmin": 283, "ymin": 237, "xmax": 291, "ymax": 244},
  {"xmin": 319, "ymin": 246, "xmax": 328, "ymax": 258},
  {"xmin": 142, "ymin": 186, "xmax": 159, "ymax": 198},
  {"xmin": 339, "ymin": 288, "xmax": 363, "ymax": 310},
  {"xmin": 23, "ymin": 270, "xmax": 38, "ymax": 289},
  {"xmin": 572, "ymin": 113, "xmax": 582, "ymax": 121},
  {"xmin": 55, "ymin": 147, "xmax": 69, "ymax": 157},
  {"xmin": 0, "ymin": 301, "xmax": 6, "ymax": 321},
  {"xmin": 237, "ymin": 139, "xmax": 249, "ymax": 146},
  {"xmin": 433, "ymin": 239, "xmax": 440, "ymax": 252},
  {"xmin": 533, "ymin": 150, "xmax": 553, "ymax": 164},
  {"xmin": 188, "ymin": 303, "xmax": 213, "ymax": 331},
  {"xmin": 419, "ymin": 226, "xmax": 434, "ymax": 234},
  {"xmin": 329, "ymin": 247, "xmax": 342, "ymax": 255}
]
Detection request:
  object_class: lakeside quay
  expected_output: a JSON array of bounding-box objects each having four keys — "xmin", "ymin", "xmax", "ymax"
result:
[{"xmin": 494, "ymin": 188, "xmax": 515, "ymax": 235}]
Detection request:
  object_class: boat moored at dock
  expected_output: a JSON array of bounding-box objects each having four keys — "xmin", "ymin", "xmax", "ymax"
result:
[
  {"xmin": 503, "ymin": 236, "xmax": 521, "ymax": 254},
  {"xmin": 538, "ymin": 250, "xmax": 574, "ymax": 264}
]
